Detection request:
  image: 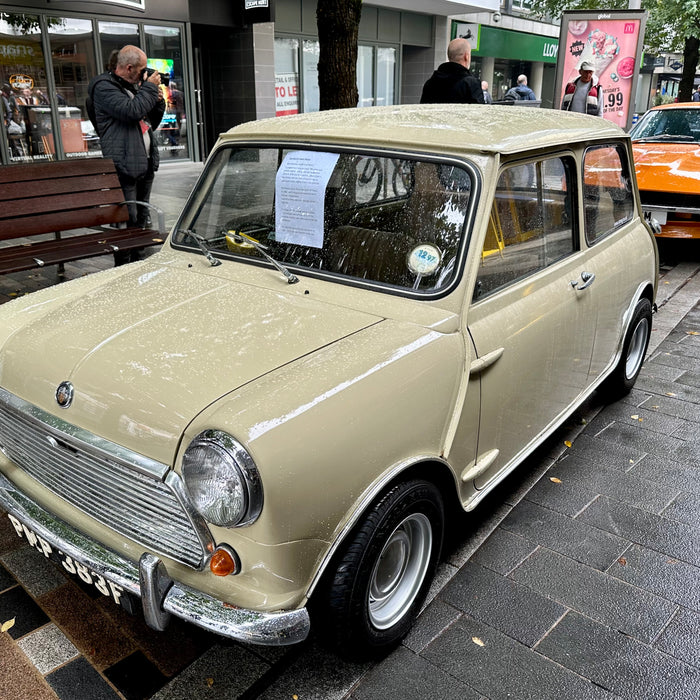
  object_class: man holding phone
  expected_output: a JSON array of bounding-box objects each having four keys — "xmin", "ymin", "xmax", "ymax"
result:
[{"xmin": 88, "ymin": 45, "xmax": 165, "ymax": 241}]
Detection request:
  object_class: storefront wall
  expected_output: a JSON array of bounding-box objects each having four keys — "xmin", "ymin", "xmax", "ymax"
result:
[
  {"xmin": 451, "ymin": 18, "xmax": 558, "ymax": 107},
  {"xmin": 0, "ymin": 1, "xmax": 193, "ymax": 165},
  {"xmin": 273, "ymin": 0, "xmax": 434, "ymax": 116}
]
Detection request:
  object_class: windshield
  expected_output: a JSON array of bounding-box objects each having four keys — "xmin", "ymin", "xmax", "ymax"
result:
[
  {"xmin": 172, "ymin": 146, "xmax": 475, "ymax": 295},
  {"xmin": 629, "ymin": 108, "xmax": 700, "ymax": 143}
]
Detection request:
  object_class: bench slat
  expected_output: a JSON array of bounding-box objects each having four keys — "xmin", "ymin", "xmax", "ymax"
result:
[
  {"xmin": 0, "ymin": 205, "xmax": 130, "ymax": 241},
  {"xmin": 0, "ymin": 173, "xmax": 122, "ymax": 204},
  {"xmin": 3, "ymin": 189, "xmax": 126, "ymax": 222},
  {"xmin": 0, "ymin": 228, "xmax": 164, "ymax": 275},
  {"xmin": 0, "ymin": 158, "xmax": 119, "ymax": 185}
]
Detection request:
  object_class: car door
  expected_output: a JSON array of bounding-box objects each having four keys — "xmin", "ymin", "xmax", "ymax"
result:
[
  {"xmin": 463, "ymin": 155, "xmax": 598, "ymax": 492},
  {"xmin": 579, "ymin": 142, "xmax": 648, "ymax": 381}
]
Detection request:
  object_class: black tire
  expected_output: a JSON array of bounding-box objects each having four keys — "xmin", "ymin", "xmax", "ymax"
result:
[
  {"xmin": 602, "ymin": 297, "xmax": 652, "ymax": 400},
  {"xmin": 316, "ymin": 479, "xmax": 444, "ymax": 659}
]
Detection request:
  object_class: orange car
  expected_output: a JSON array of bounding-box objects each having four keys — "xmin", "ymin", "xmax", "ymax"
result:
[{"xmin": 630, "ymin": 103, "xmax": 700, "ymax": 239}]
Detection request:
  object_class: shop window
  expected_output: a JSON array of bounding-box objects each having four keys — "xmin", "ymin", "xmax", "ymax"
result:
[
  {"xmin": 276, "ymin": 37, "xmax": 396, "ymax": 114},
  {"xmin": 274, "ymin": 37, "xmax": 300, "ymax": 117},
  {"xmin": 376, "ymin": 47, "xmax": 396, "ymax": 107},
  {"xmin": 99, "ymin": 22, "xmax": 139, "ymax": 70},
  {"xmin": 49, "ymin": 17, "xmax": 97, "ymax": 159},
  {"xmin": 358, "ymin": 45, "xmax": 374, "ymax": 107},
  {"xmin": 302, "ymin": 39, "xmax": 320, "ymax": 113},
  {"xmin": 1, "ymin": 13, "xmax": 51, "ymax": 163},
  {"xmin": 146, "ymin": 25, "xmax": 188, "ymax": 160}
]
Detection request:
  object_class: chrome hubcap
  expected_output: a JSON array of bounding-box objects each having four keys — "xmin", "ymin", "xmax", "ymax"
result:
[
  {"xmin": 625, "ymin": 317, "xmax": 649, "ymax": 379},
  {"xmin": 368, "ymin": 513, "xmax": 432, "ymax": 630}
]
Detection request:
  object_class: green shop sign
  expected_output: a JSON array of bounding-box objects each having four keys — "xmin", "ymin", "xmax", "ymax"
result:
[{"xmin": 451, "ymin": 21, "xmax": 559, "ymax": 64}]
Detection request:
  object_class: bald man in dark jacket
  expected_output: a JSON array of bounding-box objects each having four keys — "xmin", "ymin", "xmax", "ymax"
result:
[
  {"xmin": 420, "ymin": 38, "xmax": 485, "ymax": 104},
  {"xmin": 89, "ymin": 45, "xmax": 165, "ymax": 229}
]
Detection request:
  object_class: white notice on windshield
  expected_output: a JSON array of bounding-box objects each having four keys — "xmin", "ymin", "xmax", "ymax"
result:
[{"xmin": 275, "ymin": 151, "xmax": 339, "ymax": 248}]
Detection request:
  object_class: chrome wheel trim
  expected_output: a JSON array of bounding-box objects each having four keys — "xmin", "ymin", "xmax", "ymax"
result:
[
  {"xmin": 368, "ymin": 512, "xmax": 432, "ymax": 630},
  {"xmin": 625, "ymin": 317, "xmax": 650, "ymax": 380}
]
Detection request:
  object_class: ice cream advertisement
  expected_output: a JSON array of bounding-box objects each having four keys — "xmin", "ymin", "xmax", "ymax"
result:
[{"xmin": 555, "ymin": 11, "xmax": 647, "ymax": 129}]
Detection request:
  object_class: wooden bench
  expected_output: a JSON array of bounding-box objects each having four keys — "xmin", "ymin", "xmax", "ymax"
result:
[{"xmin": 0, "ymin": 158, "xmax": 166, "ymax": 275}]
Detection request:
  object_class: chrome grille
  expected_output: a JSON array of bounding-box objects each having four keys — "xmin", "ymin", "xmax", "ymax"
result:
[{"xmin": 0, "ymin": 390, "xmax": 208, "ymax": 569}]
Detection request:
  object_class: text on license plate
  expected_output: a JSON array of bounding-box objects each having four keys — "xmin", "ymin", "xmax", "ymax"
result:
[{"xmin": 7, "ymin": 513, "xmax": 126, "ymax": 606}]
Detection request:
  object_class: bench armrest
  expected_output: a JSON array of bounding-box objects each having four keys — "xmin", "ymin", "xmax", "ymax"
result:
[{"xmin": 121, "ymin": 200, "xmax": 166, "ymax": 233}]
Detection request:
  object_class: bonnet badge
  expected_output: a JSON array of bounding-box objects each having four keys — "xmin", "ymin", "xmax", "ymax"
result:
[{"xmin": 55, "ymin": 381, "xmax": 74, "ymax": 409}]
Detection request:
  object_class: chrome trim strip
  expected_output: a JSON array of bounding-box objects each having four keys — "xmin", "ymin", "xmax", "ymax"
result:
[
  {"xmin": 0, "ymin": 471, "xmax": 310, "ymax": 646},
  {"xmin": 0, "ymin": 387, "xmax": 168, "ymax": 481}
]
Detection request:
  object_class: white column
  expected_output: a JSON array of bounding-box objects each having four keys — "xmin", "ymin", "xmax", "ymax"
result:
[{"xmin": 530, "ymin": 62, "xmax": 544, "ymax": 100}]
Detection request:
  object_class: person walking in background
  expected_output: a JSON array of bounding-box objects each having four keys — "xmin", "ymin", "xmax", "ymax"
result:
[
  {"xmin": 420, "ymin": 37, "xmax": 485, "ymax": 104},
  {"xmin": 561, "ymin": 61, "xmax": 603, "ymax": 116},
  {"xmin": 504, "ymin": 75, "xmax": 537, "ymax": 102},
  {"xmin": 88, "ymin": 45, "xmax": 165, "ymax": 231},
  {"xmin": 692, "ymin": 87, "xmax": 700, "ymax": 102},
  {"xmin": 481, "ymin": 80, "xmax": 493, "ymax": 104}
]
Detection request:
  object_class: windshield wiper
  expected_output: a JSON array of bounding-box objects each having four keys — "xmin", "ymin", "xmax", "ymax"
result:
[
  {"xmin": 180, "ymin": 230, "xmax": 221, "ymax": 267},
  {"xmin": 224, "ymin": 231, "xmax": 299, "ymax": 285}
]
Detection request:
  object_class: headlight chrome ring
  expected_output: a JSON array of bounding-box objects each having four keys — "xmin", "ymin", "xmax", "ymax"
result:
[{"xmin": 182, "ymin": 430, "xmax": 263, "ymax": 528}]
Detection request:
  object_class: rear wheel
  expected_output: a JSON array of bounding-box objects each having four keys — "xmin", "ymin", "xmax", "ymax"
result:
[
  {"xmin": 317, "ymin": 479, "xmax": 444, "ymax": 659},
  {"xmin": 602, "ymin": 297, "xmax": 652, "ymax": 400}
]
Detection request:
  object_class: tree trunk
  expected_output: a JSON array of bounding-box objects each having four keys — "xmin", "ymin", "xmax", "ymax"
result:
[
  {"xmin": 316, "ymin": 0, "xmax": 362, "ymax": 111},
  {"xmin": 679, "ymin": 36, "xmax": 699, "ymax": 102}
]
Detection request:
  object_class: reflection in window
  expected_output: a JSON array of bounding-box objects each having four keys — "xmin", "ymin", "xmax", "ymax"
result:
[
  {"xmin": 302, "ymin": 40, "xmax": 320, "ymax": 113},
  {"xmin": 583, "ymin": 144, "xmax": 634, "ymax": 244},
  {"xmin": 98, "ymin": 22, "xmax": 139, "ymax": 71},
  {"xmin": 476, "ymin": 157, "xmax": 576, "ymax": 299},
  {"xmin": 376, "ymin": 47, "xmax": 396, "ymax": 106},
  {"xmin": 49, "ymin": 17, "xmax": 97, "ymax": 159},
  {"xmin": 0, "ymin": 13, "xmax": 50, "ymax": 162},
  {"xmin": 357, "ymin": 46, "xmax": 374, "ymax": 108},
  {"xmin": 146, "ymin": 25, "xmax": 188, "ymax": 159}
]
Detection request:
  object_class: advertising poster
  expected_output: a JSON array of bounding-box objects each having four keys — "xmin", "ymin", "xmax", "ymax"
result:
[
  {"xmin": 275, "ymin": 72, "xmax": 299, "ymax": 116},
  {"xmin": 555, "ymin": 10, "xmax": 647, "ymax": 130}
]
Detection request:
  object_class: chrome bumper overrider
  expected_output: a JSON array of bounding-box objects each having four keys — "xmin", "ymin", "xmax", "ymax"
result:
[{"xmin": 0, "ymin": 472, "xmax": 309, "ymax": 646}]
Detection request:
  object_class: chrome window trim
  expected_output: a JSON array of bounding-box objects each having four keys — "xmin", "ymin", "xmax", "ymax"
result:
[{"xmin": 169, "ymin": 141, "xmax": 481, "ymax": 302}]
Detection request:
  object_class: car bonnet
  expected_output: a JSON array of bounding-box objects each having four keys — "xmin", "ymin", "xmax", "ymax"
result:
[{"xmin": 0, "ymin": 262, "xmax": 381, "ymax": 465}]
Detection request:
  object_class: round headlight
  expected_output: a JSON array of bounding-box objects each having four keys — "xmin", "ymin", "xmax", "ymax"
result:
[{"xmin": 181, "ymin": 430, "xmax": 262, "ymax": 527}]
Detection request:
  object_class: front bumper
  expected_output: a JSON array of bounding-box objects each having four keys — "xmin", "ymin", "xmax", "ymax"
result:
[{"xmin": 0, "ymin": 471, "xmax": 310, "ymax": 646}]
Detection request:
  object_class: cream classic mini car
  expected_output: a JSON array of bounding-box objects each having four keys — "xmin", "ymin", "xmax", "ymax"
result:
[{"xmin": 0, "ymin": 105, "xmax": 657, "ymax": 657}]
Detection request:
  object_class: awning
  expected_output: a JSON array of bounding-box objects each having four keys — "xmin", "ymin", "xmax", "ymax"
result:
[{"xmin": 367, "ymin": 0, "xmax": 500, "ymax": 16}]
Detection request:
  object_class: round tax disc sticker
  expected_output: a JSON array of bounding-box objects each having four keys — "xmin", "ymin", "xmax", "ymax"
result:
[{"xmin": 408, "ymin": 244, "xmax": 441, "ymax": 276}]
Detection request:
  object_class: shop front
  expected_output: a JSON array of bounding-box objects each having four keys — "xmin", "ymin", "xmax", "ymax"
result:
[
  {"xmin": 1, "ymin": 0, "xmax": 495, "ymax": 166},
  {"xmin": 451, "ymin": 19, "xmax": 559, "ymax": 107},
  {"xmin": 0, "ymin": 1, "xmax": 197, "ymax": 165}
]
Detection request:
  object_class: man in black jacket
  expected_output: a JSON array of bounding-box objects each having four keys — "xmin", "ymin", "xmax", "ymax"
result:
[
  {"xmin": 88, "ymin": 45, "xmax": 165, "ymax": 229},
  {"xmin": 420, "ymin": 38, "xmax": 485, "ymax": 105}
]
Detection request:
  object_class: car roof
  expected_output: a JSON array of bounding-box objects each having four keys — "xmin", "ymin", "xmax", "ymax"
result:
[
  {"xmin": 219, "ymin": 104, "xmax": 626, "ymax": 156},
  {"xmin": 646, "ymin": 102, "xmax": 700, "ymax": 112}
]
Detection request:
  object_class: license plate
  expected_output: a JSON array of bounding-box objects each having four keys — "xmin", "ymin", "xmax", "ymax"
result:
[
  {"xmin": 646, "ymin": 209, "xmax": 667, "ymax": 225},
  {"xmin": 7, "ymin": 513, "xmax": 136, "ymax": 613}
]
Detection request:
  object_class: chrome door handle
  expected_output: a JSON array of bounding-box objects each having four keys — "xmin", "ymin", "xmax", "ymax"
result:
[{"xmin": 570, "ymin": 271, "xmax": 596, "ymax": 291}]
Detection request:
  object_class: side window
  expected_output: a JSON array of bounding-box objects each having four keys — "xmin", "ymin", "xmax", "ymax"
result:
[
  {"xmin": 475, "ymin": 156, "xmax": 575, "ymax": 300},
  {"xmin": 583, "ymin": 144, "xmax": 634, "ymax": 244}
]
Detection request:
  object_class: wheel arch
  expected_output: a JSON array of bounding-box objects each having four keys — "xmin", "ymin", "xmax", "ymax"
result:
[{"xmin": 306, "ymin": 457, "xmax": 461, "ymax": 603}]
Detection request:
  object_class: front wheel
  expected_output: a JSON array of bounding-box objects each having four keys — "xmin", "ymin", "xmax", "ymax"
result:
[
  {"xmin": 316, "ymin": 479, "xmax": 444, "ymax": 659},
  {"xmin": 602, "ymin": 297, "xmax": 652, "ymax": 400}
]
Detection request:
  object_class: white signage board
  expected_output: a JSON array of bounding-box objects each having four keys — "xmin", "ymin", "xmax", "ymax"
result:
[{"xmin": 275, "ymin": 151, "xmax": 339, "ymax": 249}]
